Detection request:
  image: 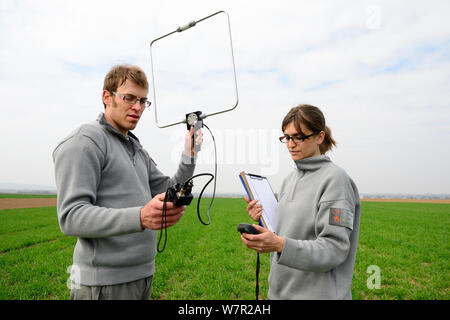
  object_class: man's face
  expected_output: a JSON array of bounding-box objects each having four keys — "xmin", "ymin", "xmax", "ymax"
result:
[{"xmin": 103, "ymin": 79, "xmax": 148, "ymax": 136}]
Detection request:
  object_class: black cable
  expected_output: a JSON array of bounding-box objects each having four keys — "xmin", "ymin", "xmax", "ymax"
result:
[
  {"xmin": 188, "ymin": 173, "xmax": 214, "ymax": 225},
  {"xmin": 157, "ymin": 122, "xmax": 217, "ymax": 252},
  {"xmin": 196, "ymin": 123, "xmax": 217, "ymax": 225},
  {"xmin": 256, "ymin": 253, "xmax": 260, "ymax": 300},
  {"xmin": 157, "ymin": 192, "xmax": 169, "ymax": 253},
  {"xmin": 157, "ymin": 173, "xmax": 214, "ymax": 253}
]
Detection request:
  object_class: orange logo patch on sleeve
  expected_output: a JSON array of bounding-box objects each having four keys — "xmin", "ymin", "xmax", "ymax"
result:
[{"xmin": 329, "ymin": 208, "xmax": 354, "ymax": 230}]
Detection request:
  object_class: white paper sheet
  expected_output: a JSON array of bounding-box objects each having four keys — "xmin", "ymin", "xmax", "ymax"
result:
[{"xmin": 245, "ymin": 174, "xmax": 278, "ymax": 232}]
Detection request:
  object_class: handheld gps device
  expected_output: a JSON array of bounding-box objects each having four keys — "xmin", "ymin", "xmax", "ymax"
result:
[{"xmin": 237, "ymin": 223, "xmax": 260, "ymax": 235}]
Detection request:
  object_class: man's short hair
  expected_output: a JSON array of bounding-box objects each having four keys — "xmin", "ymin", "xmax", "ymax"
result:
[{"xmin": 103, "ymin": 64, "xmax": 149, "ymax": 108}]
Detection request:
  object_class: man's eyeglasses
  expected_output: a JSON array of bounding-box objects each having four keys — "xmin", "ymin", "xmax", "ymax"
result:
[
  {"xmin": 279, "ymin": 132, "xmax": 319, "ymax": 144},
  {"xmin": 111, "ymin": 91, "xmax": 151, "ymax": 108}
]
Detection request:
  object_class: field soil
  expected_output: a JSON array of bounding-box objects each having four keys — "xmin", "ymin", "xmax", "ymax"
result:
[
  {"xmin": 0, "ymin": 197, "xmax": 449, "ymax": 210},
  {"xmin": 0, "ymin": 198, "xmax": 57, "ymax": 210},
  {"xmin": 361, "ymin": 198, "xmax": 450, "ymax": 204}
]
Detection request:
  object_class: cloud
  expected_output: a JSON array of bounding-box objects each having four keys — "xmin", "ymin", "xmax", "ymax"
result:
[{"xmin": 0, "ymin": 0, "xmax": 449, "ymax": 195}]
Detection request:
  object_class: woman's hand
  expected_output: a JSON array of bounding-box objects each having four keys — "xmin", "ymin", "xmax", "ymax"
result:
[
  {"xmin": 244, "ymin": 196, "xmax": 262, "ymax": 222},
  {"xmin": 240, "ymin": 224, "xmax": 285, "ymax": 254}
]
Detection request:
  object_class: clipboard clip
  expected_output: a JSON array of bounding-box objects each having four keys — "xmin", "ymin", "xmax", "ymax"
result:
[{"xmin": 248, "ymin": 174, "xmax": 263, "ymax": 180}]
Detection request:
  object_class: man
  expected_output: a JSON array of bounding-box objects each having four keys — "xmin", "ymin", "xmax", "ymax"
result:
[{"xmin": 53, "ymin": 64, "xmax": 202, "ymax": 300}]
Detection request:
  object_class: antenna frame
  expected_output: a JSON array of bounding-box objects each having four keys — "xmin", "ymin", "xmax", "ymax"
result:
[{"xmin": 149, "ymin": 10, "xmax": 239, "ymax": 128}]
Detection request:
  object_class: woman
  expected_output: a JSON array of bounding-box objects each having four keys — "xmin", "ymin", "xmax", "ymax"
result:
[{"xmin": 241, "ymin": 104, "xmax": 361, "ymax": 300}]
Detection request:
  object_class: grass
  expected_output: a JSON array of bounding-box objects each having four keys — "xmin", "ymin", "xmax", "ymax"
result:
[
  {"xmin": 353, "ymin": 202, "xmax": 450, "ymax": 300},
  {"xmin": 0, "ymin": 199, "xmax": 448, "ymax": 299},
  {"xmin": 0, "ymin": 207, "xmax": 75, "ymax": 299},
  {"xmin": 152, "ymin": 198, "xmax": 267, "ymax": 300}
]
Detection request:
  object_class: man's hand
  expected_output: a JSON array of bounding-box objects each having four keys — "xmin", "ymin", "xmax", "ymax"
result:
[
  {"xmin": 244, "ymin": 195, "xmax": 263, "ymax": 222},
  {"xmin": 240, "ymin": 224, "xmax": 285, "ymax": 254},
  {"xmin": 140, "ymin": 193, "xmax": 186, "ymax": 230},
  {"xmin": 184, "ymin": 126, "xmax": 203, "ymax": 157}
]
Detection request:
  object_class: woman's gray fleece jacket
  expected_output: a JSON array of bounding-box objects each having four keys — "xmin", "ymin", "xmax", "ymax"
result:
[{"xmin": 268, "ymin": 155, "xmax": 361, "ymax": 300}]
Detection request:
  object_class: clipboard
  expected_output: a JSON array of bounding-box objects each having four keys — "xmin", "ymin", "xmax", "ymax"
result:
[{"xmin": 239, "ymin": 172, "xmax": 278, "ymax": 232}]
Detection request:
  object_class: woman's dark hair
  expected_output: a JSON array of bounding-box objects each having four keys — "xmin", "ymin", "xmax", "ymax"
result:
[{"xmin": 281, "ymin": 104, "xmax": 337, "ymax": 154}]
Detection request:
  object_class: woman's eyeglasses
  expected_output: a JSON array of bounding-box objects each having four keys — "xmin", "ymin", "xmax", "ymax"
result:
[{"xmin": 279, "ymin": 132, "xmax": 318, "ymax": 144}]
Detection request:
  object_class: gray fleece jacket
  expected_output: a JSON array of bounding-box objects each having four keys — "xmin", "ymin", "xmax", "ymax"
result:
[
  {"xmin": 268, "ymin": 155, "xmax": 361, "ymax": 300},
  {"xmin": 53, "ymin": 113, "xmax": 196, "ymax": 286}
]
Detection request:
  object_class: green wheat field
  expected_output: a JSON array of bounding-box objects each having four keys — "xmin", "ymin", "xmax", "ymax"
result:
[{"xmin": 0, "ymin": 196, "xmax": 448, "ymax": 300}]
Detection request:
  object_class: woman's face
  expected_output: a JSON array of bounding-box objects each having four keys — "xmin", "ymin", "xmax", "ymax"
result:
[{"xmin": 283, "ymin": 122, "xmax": 324, "ymax": 161}]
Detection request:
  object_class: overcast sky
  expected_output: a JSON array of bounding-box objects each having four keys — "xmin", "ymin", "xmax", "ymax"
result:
[{"xmin": 1, "ymin": 0, "xmax": 449, "ymax": 196}]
